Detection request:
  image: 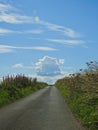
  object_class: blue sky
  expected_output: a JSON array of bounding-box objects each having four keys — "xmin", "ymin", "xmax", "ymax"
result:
[{"xmin": 0, "ymin": 0, "xmax": 98, "ymax": 83}]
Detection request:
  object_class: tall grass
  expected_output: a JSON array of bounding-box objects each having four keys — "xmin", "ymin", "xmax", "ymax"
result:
[
  {"xmin": 0, "ymin": 75, "xmax": 47, "ymax": 107},
  {"xmin": 55, "ymin": 61, "xmax": 98, "ymax": 130}
]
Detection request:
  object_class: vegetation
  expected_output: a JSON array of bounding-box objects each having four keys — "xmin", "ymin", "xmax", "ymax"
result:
[
  {"xmin": 55, "ymin": 61, "xmax": 98, "ymax": 130},
  {"xmin": 0, "ymin": 74, "xmax": 47, "ymax": 107}
]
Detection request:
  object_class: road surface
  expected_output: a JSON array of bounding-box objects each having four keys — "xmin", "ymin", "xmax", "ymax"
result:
[{"xmin": 0, "ymin": 86, "xmax": 85, "ymax": 130}]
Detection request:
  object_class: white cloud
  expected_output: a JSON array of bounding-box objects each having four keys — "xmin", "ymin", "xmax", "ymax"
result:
[
  {"xmin": 82, "ymin": 45, "xmax": 89, "ymax": 49},
  {"xmin": 46, "ymin": 39, "xmax": 85, "ymax": 45},
  {"xmin": 35, "ymin": 56, "xmax": 61, "ymax": 76},
  {"xmin": 33, "ymin": 46, "xmax": 57, "ymax": 51},
  {"xmin": 59, "ymin": 59, "xmax": 65, "ymax": 64},
  {"xmin": 64, "ymin": 28, "xmax": 80, "ymax": 38},
  {"xmin": 12, "ymin": 63, "xmax": 23, "ymax": 68},
  {"xmin": 0, "ymin": 44, "xmax": 57, "ymax": 53},
  {"xmin": 0, "ymin": 45, "xmax": 14, "ymax": 53},
  {"xmin": 0, "ymin": 28, "xmax": 43, "ymax": 35},
  {"xmin": 34, "ymin": 16, "xmax": 80, "ymax": 38},
  {"xmin": 26, "ymin": 29, "xmax": 43, "ymax": 34},
  {"xmin": 0, "ymin": 4, "xmax": 81, "ymax": 38},
  {"xmin": 27, "ymin": 72, "xmax": 68, "ymax": 84},
  {"xmin": 0, "ymin": 47, "xmax": 12, "ymax": 53},
  {"xmin": 46, "ymin": 23, "xmax": 79, "ymax": 38},
  {"xmin": 0, "ymin": 28, "xmax": 15, "ymax": 35},
  {"xmin": 0, "ymin": 3, "xmax": 32, "ymax": 24},
  {"xmin": 0, "ymin": 3, "xmax": 13, "ymax": 12},
  {"xmin": 34, "ymin": 16, "xmax": 40, "ymax": 23},
  {"xmin": 0, "ymin": 13, "xmax": 32, "ymax": 24},
  {"xmin": 12, "ymin": 63, "xmax": 34, "ymax": 69}
]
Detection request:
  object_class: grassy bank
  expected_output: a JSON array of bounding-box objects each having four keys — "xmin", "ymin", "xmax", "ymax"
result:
[
  {"xmin": 55, "ymin": 61, "xmax": 98, "ymax": 130},
  {"xmin": 0, "ymin": 75, "xmax": 47, "ymax": 107}
]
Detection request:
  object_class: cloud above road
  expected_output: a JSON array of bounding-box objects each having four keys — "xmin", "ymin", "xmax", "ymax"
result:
[{"xmin": 35, "ymin": 56, "xmax": 62, "ymax": 76}]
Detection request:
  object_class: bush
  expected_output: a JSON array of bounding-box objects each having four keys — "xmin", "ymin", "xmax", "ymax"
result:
[
  {"xmin": 0, "ymin": 75, "xmax": 47, "ymax": 107},
  {"xmin": 0, "ymin": 90, "xmax": 10, "ymax": 107},
  {"xmin": 55, "ymin": 61, "xmax": 98, "ymax": 130}
]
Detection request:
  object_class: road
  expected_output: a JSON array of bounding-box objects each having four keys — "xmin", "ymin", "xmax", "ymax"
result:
[{"xmin": 0, "ymin": 86, "xmax": 85, "ymax": 130}]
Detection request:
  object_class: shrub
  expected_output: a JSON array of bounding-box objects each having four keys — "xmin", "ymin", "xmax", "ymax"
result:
[
  {"xmin": 0, "ymin": 75, "xmax": 47, "ymax": 107},
  {"xmin": 55, "ymin": 61, "xmax": 98, "ymax": 130}
]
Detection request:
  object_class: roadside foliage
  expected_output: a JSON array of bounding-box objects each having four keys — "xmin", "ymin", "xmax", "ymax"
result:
[
  {"xmin": 55, "ymin": 61, "xmax": 98, "ymax": 130},
  {"xmin": 0, "ymin": 75, "xmax": 47, "ymax": 107}
]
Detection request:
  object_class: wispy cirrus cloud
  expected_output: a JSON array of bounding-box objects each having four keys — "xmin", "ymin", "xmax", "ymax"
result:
[
  {"xmin": 0, "ymin": 28, "xmax": 43, "ymax": 35},
  {"xmin": 32, "ymin": 46, "xmax": 57, "ymax": 51},
  {"xmin": 29, "ymin": 37, "xmax": 86, "ymax": 47},
  {"xmin": 0, "ymin": 46, "xmax": 13, "ymax": 53},
  {"xmin": 46, "ymin": 38, "xmax": 85, "ymax": 45},
  {"xmin": 12, "ymin": 63, "xmax": 34, "ymax": 69},
  {"xmin": 12, "ymin": 63, "xmax": 23, "ymax": 68},
  {"xmin": 0, "ymin": 3, "xmax": 13, "ymax": 12},
  {"xmin": 0, "ymin": 44, "xmax": 57, "ymax": 53},
  {"xmin": 0, "ymin": 13, "xmax": 32, "ymax": 24},
  {"xmin": 0, "ymin": 3, "xmax": 32, "ymax": 24},
  {"xmin": 0, "ymin": 28, "xmax": 13, "ymax": 35},
  {"xmin": 0, "ymin": 3, "xmax": 84, "ymax": 48},
  {"xmin": 34, "ymin": 16, "xmax": 80, "ymax": 38},
  {"xmin": 0, "ymin": 3, "xmax": 81, "ymax": 38},
  {"xmin": 25, "ymin": 29, "xmax": 43, "ymax": 34}
]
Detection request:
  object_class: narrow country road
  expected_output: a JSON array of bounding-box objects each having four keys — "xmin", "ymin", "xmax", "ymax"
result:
[{"xmin": 0, "ymin": 86, "xmax": 85, "ymax": 130}]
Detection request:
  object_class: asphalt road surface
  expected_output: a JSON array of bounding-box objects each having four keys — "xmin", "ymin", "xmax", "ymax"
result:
[{"xmin": 0, "ymin": 86, "xmax": 85, "ymax": 130}]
